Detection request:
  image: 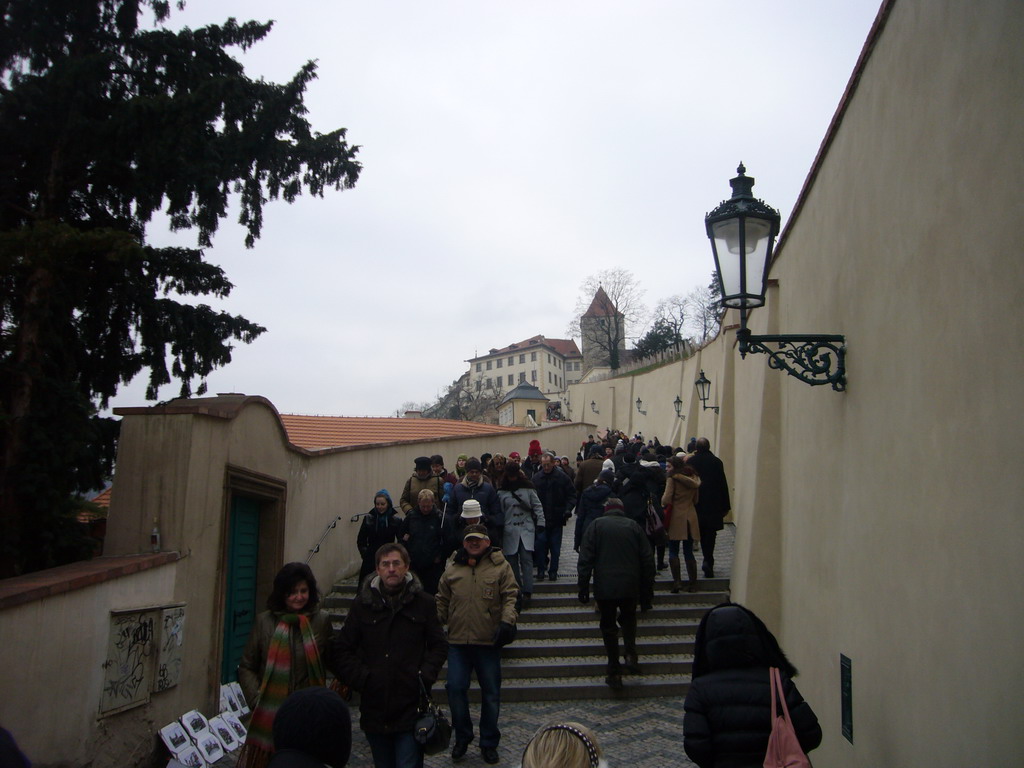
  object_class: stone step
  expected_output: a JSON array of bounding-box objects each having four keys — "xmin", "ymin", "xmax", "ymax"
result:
[
  {"xmin": 430, "ymin": 674, "xmax": 690, "ymax": 703},
  {"xmin": 514, "ymin": 619, "xmax": 699, "ymax": 641},
  {"xmin": 520, "ymin": 590, "xmax": 730, "ymax": 608},
  {"xmin": 517, "ymin": 604, "xmax": 714, "ymax": 623},
  {"xmin": 327, "ymin": 577, "xmax": 731, "ymax": 597},
  {"xmin": 504, "ymin": 636, "xmax": 695, "ymax": 659},
  {"xmin": 436, "ymin": 656, "xmax": 692, "ymax": 681}
]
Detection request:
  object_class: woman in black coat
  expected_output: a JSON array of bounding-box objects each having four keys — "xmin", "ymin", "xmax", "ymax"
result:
[
  {"xmin": 683, "ymin": 603, "xmax": 822, "ymax": 768},
  {"xmin": 356, "ymin": 490, "xmax": 401, "ymax": 582}
]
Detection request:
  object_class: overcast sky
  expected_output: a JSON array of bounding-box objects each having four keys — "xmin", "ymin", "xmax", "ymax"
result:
[{"xmin": 107, "ymin": 1, "xmax": 882, "ymax": 418}]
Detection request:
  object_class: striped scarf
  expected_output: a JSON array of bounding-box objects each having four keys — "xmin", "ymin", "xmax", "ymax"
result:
[{"xmin": 236, "ymin": 613, "xmax": 325, "ymax": 768}]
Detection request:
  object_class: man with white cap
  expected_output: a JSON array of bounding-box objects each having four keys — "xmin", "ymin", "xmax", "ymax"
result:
[
  {"xmin": 441, "ymin": 497, "xmax": 497, "ymax": 559},
  {"xmin": 437, "ymin": 524, "xmax": 518, "ymax": 764}
]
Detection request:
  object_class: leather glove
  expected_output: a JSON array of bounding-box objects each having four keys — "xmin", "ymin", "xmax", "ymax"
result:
[
  {"xmin": 578, "ymin": 587, "xmax": 590, "ymax": 604},
  {"xmin": 492, "ymin": 621, "xmax": 517, "ymax": 647}
]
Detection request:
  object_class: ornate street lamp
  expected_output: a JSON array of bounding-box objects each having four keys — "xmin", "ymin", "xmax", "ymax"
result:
[
  {"xmin": 706, "ymin": 164, "xmax": 846, "ymax": 391},
  {"xmin": 694, "ymin": 370, "xmax": 719, "ymax": 414},
  {"xmin": 635, "ymin": 397, "xmax": 647, "ymax": 416},
  {"xmin": 672, "ymin": 395, "xmax": 686, "ymax": 420}
]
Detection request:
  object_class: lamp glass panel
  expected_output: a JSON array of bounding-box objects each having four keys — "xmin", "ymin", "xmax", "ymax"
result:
[
  {"xmin": 742, "ymin": 218, "xmax": 773, "ymax": 302},
  {"xmin": 711, "ymin": 219, "xmax": 743, "ymax": 299}
]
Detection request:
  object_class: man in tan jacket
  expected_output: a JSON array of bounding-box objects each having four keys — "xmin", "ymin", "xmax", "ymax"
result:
[{"xmin": 436, "ymin": 525, "xmax": 518, "ymax": 764}]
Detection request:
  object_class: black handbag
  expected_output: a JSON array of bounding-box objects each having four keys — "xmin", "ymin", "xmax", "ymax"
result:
[{"xmin": 413, "ymin": 678, "xmax": 451, "ymax": 755}]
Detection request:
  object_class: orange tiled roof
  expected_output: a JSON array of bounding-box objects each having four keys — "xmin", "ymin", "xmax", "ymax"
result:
[
  {"xmin": 91, "ymin": 487, "xmax": 112, "ymax": 508},
  {"xmin": 469, "ymin": 335, "xmax": 581, "ymax": 362},
  {"xmin": 279, "ymin": 414, "xmax": 524, "ymax": 451}
]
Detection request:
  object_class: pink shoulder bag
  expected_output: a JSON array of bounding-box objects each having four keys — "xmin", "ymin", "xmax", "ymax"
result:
[{"xmin": 763, "ymin": 666, "xmax": 812, "ymax": 768}]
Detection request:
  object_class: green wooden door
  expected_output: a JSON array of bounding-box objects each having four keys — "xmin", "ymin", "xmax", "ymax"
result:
[{"xmin": 221, "ymin": 496, "xmax": 261, "ymax": 683}]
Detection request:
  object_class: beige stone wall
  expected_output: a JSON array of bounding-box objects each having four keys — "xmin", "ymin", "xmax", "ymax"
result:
[
  {"xmin": 572, "ymin": 1, "xmax": 1024, "ymax": 764},
  {"xmin": 0, "ymin": 563, "xmax": 178, "ymax": 768}
]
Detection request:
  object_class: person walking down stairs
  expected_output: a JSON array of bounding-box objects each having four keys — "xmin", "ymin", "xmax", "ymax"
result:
[{"xmin": 576, "ymin": 498, "xmax": 655, "ymax": 690}]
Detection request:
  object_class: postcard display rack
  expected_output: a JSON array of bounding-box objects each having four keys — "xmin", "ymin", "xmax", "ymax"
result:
[{"xmin": 159, "ymin": 682, "xmax": 249, "ymax": 767}]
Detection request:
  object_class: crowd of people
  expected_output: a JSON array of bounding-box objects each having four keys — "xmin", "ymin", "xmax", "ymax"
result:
[{"xmin": 230, "ymin": 432, "xmax": 821, "ymax": 768}]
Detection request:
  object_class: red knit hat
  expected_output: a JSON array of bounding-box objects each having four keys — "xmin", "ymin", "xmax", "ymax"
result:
[{"xmin": 528, "ymin": 439, "xmax": 542, "ymax": 457}]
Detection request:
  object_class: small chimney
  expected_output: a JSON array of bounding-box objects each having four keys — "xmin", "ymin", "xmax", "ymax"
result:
[{"xmin": 404, "ymin": 410, "xmax": 422, "ymax": 419}]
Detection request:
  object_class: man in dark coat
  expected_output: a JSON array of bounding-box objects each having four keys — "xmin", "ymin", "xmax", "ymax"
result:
[
  {"xmin": 686, "ymin": 437, "xmax": 732, "ymax": 577},
  {"xmin": 331, "ymin": 543, "xmax": 448, "ymax": 768},
  {"xmin": 449, "ymin": 458, "xmax": 500, "ymax": 540},
  {"xmin": 531, "ymin": 453, "xmax": 576, "ymax": 581},
  {"xmin": 573, "ymin": 444, "xmax": 606, "ymax": 500},
  {"xmin": 577, "ymin": 498, "xmax": 655, "ymax": 690}
]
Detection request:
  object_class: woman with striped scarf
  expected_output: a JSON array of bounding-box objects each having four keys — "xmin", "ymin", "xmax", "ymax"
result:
[{"xmin": 237, "ymin": 562, "xmax": 334, "ymax": 768}]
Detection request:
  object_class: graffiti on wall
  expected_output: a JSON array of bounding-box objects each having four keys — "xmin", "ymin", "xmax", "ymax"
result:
[
  {"xmin": 155, "ymin": 605, "xmax": 186, "ymax": 692},
  {"xmin": 100, "ymin": 603, "xmax": 187, "ymax": 715},
  {"xmin": 101, "ymin": 610, "xmax": 157, "ymax": 714}
]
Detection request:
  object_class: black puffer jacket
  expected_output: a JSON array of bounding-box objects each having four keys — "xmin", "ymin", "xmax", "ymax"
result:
[
  {"xmin": 330, "ymin": 574, "xmax": 448, "ymax": 735},
  {"xmin": 614, "ymin": 459, "xmax": 659, "ymax": 526},
  {"xmin": 683, "ymin": 606, "xmax": 822, "ymax": 768},
  {"xmin": 574, "ymin": 482, "xmax": 613, "ymax": 550}
]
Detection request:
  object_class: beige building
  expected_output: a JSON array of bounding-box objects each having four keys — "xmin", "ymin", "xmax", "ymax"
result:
[{"xmin": 467, "ymin": 335, "xmax": 582, "ymax": 396}]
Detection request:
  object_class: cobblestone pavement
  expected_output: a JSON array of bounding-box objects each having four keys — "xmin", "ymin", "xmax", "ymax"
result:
[{"xmin": 339, "ymin": 525, "xmax": 735, "ymax": 768}]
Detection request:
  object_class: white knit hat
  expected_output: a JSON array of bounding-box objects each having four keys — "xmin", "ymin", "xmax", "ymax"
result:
[{"xmin": 461, "ymin": 499, "xmax": 483, "ymax": 519}]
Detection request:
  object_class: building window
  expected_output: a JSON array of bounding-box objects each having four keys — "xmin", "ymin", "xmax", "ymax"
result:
[
  {"xmin": 531, "ymin": 369, "xmax": 537, "ymax": 382},
  {"xmin": 486, "ymin": 377, "xmax": 492, "ymax": 388},
  {"xmin": 486, "ymin": 360, "xmax": 492, "ymax": 370},
  {"xmin": 476, "ymin": 363, "xmax": 482, "ymax": 372},
  {"xmin": 507, "ymin": 374, "xmax": 513, "ymax": 385},
  {"xmin": 531, "ymin": 352, "xmax": 537, "ymax": 362},
  {"xmin": 476, "ymin": 380, "xmax": 481, "ymax": 391},
  {"xmin": 548, "ymin": 371, "xmax": 552, "ymax": 383},
  {"xmin": 496, "ymin": 358, "xmax": 503, "ymax": 368},
  {"xmin": 519, "ymin": 354, "xmax": 525, "ymax": 363},
  {"xmin": 508, "ymin": 356, "xmax": 514, "ymax": 366},
  {"xmin": 519, "ymin": 372, "xmax": 526, "ymax": 383},
  {"xmin": 575, "ymin": 362, "xmax": 580, "ymax": 370}
]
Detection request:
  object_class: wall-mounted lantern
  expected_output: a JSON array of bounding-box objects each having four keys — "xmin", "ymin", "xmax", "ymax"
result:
[
  {"xmin": 705, "ymin": 163, "xmax": 846, "ymax": 391},
  {"xmin": 591, "ymin": 400, "xmax": 599, "ymax": 414},
  {"xmin": 694, "ymin": 370, "xmax": 720, "ymax": 414},
  {"xmin": 672, "ymin": 395, "xmax": 686, "ymax": 420},
  {"xmin": 635, "ymin": 397, "xmax": 647, "ymax": 416}
]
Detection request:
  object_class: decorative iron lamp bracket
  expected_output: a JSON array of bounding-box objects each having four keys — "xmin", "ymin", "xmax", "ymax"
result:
[{"xmin": 737, "ymin": 323, "xmax": 847, "ymax": 391}]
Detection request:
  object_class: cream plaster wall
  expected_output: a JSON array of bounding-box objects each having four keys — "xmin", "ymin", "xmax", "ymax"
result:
[
  {"xmin": 569, "ymin": 1, "xmax": 1024, "ymax": 764},
  {"xmin": 0, "ymin": 563, "xmax": 178, "ymax": 768}
]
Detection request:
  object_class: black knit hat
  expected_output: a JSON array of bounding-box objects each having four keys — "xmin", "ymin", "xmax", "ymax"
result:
[
  {"xmin": 414, "ymin": 456, "xmax": 432, "ymax": 471},
  {"xmin": 466, "ymin": 457, "xmax": 482, "ymax": 471},
  {"xmin": 272, "ymin": 687, "xmax": 352, "ymax": 768}
]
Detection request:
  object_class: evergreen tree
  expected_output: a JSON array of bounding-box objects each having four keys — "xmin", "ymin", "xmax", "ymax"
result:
[{"xmin": 0, "ymin": 0, "xmax": 362, "ymax": 575}]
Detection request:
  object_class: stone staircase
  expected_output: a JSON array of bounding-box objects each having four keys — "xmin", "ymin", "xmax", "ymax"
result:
[{"xmin": 325, "ymin": 551, "xmax": 729, "ymax": 703}]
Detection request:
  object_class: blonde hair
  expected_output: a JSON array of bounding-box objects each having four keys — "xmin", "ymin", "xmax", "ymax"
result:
[
  {"xmin": 417, "ymin": 488, "xmax": 436, "ymax": 502},
  {"xmin": 521, "ymin": 722, "xmax": 602, "ymax": 768}
]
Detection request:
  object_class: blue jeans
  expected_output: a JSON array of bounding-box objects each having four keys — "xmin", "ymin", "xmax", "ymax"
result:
[
  {"xmin": 365, "ymin": 730, "xmax": 423, "ymax": 768},
  {"xmin": 533, "ymin": 524, "xmax": 564, "ymax": 577},
  {"xmin": 668, "ymin": 538, "xmax": 695, "ymax": 562},
  {"xmin": 445, "ymin": 645, "xmax": 502, "ymax": 748},
  {"xmin": 506, "ymin": 540, "xmax": 534, "ymax": 595}
]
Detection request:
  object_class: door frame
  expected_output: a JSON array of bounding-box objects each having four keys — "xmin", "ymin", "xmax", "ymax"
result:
[{"xmin": 215, "ymin": 465, "xmax": 287, "ymax": 693}]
